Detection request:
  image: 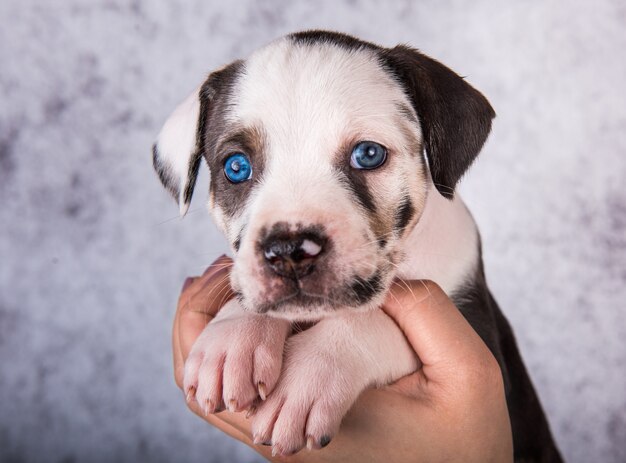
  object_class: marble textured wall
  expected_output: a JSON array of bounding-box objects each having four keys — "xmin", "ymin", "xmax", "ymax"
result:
[{"xmin": 1, "ymin": 1, "xmax": 624, "ymax": 462}]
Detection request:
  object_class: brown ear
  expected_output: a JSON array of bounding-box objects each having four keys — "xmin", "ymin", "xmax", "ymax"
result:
[{"xmin": 380, "ymin": 46, "xmax": 495, "ymax": 198}]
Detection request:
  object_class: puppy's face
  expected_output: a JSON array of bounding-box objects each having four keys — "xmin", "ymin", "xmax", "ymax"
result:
[{"xmin": 153, "ymin": 32, "xmax": 494, "ymax": 320}]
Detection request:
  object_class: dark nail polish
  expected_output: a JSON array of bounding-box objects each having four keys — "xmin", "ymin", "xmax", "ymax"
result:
[
  {"xmin": 182, "ymin": 277, "xmax": 194, "ymax": 291},
  {"xmin": 320, "ymin": 435, "xmax": 332, "ymax": 448}
]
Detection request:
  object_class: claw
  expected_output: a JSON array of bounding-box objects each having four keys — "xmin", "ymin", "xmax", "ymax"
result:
[
  {"xmin": 245, "ymin": 405, "xmax": 257, "ymax": 419},
  {"xmin": 185, "ymin": 386, "xmax": 196, "ymax": 403},
  {"xmin": 258, "ymin": 382, "xmax": 267, "ymax": 401},
  {"xmin": 306, "ymin": 435, "xmax": 315, "ymax": 451},
  {"xmin": 204, "ymin": 399, "xmax": 214, "ymax": 416}
]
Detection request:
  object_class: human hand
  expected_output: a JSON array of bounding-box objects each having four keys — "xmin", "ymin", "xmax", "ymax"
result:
[{"xmin": 172, "ymin": 258, "xmax": 513, "ymax": 462}]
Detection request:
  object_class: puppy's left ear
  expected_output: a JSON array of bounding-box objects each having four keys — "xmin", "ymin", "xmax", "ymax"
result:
[
  {"xmin": 382, "ymin": 46, "xmax": 496, "ymax": 199},
  {"xmin": 152, "ymin": 87, "xmax": 203, "ymax": 216}
]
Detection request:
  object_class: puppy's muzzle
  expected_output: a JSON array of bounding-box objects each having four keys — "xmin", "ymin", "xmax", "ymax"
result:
[{"xmin": 261, "ymin": 228, "xmax": 327, "ymax": 280}]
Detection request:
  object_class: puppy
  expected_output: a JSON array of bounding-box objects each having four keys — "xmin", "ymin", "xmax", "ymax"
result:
[{"xmin": 153, "ymin": 31, "xmax": 562, "ymax": 461}]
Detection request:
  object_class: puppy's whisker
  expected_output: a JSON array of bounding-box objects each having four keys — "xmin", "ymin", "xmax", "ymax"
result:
[
  {"xmin": 352, "ymin": 231, "xmax": 398, "ymax": 251},
  {"xmin": 217, "ymin": 287, "xmax": 235, "ymax": 311},
  {"xmin": 191, "ymin": 261, "xmax": 234, "ymax": 275},
  {"xmin": 387, "ymin": 285, "xmax": 404, "ymax": 308},
  {"xmin": 201, "ymin": 279, "xmax": 236, "ymax": 321},
  {"xmin": 201, "ymin": 262, "xmax": 235, "ymax": 271},
  {"xmin": 409, "ymin": 251, "xmax": 459, "ymax": 258},
  {"xmin": 398, "ymin": 278, "xmax": 419, "ymax": 303},
  {"xmin": 193, "ymin": 252, "xmax": 234, "ymax": 260},
  {"xmin": 432, "ymin": 182, "xmax": 456, "ymax": 194},
  {"xmin": 417, "ymin": 279, "xmax": 433, "ymax": 306},
  {"xmin": 155, "ymin": 207, "xmax": 203, "ymax": 226},
  {"xmin": 195, "ymin": 274, "xmax": 232, "ymax": 305}
]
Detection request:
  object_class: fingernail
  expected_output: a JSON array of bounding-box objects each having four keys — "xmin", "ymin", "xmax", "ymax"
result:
[
  {"xmin": 258, "ymin": 382, "xmax": 267, "ymax": 401},
  {"xmin": 182, "ymin": 277, "xmax": 194, "ymax": 291},
  {"xmin": 320, "ymin": 435, "xmax": 332, "ymax": 448}
]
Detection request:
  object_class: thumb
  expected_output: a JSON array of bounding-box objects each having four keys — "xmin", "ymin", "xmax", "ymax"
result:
[{"xmin": 382, "ymin": 280, "xmax": 491, "ymax": 374}]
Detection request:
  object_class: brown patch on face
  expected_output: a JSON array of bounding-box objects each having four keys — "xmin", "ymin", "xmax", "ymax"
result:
[
  {"xmin": 394, "ymin": 195, "xmax": 415, "ymax": 234},
  {"xmin": 332, "ymin": 115, "xmax": 424, "ymax": 250},
  {"xmin": 391, "ymin": 113, "xmax": 427, "ymax": 239},
  {"xmin": 194, "ymin": 60, "xmax": 268, "ymax": 223},
  {"xmin": 395, "ymin": 113, "xmax": 423, "ymax": 159},
  {"xmin": 201, "ymin": 68, "xmax": 268, "ymax": 220},
  {"xmin": 333, "ymin": 136, "xmax": 390, "ymax": 241},
  {"xmin": 395, "ymin": 102, "xmax": 418, "ymax": 125},
  {"xmin": 205, "ymin": 124, "xmax": 268, "ymax": 221}
]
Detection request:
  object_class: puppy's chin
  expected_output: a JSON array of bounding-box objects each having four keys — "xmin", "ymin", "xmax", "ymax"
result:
[
  {"xmin": 249, "ymin": 295, "xmax": 388, "ymax": 322},
  {"xmin": 236, "ymin": 272, "xmax": 394, "ymax": 322}
]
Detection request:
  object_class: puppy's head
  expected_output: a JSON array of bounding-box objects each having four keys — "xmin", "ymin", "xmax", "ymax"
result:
[{"xmin": 153, "ymin": 31, "xmax": 494, "ymax": 320}]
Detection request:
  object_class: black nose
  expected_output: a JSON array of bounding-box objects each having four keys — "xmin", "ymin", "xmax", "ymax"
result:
[{"xmin": 262, "ymin": 231, "xmax": 326, "ymax": 279}]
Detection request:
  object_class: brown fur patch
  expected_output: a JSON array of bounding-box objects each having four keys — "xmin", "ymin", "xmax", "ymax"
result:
[{"xmin": 201, "ymin": 65, "xmax": 269, "ymax": 220}]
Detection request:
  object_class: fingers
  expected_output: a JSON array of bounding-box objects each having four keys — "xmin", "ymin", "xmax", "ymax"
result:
[
  {"xmin": 173, "ymin": 255, "xmax": 235, "ymax": 388},
  {"xmin": 180, "ymin": 255, "xmax": 235, "ymax": 318},
  {"xmin": 172, "ymin": 282, "xmax": 187, "ymax": 388},
  {"xmin": 178, "ymin": 256, "xmax": 235, "ymax": 358},
  {"xmin": 382, "ymin": 280, "xmax": 495, "ymax": 380},
  {"xmin": 186, "ymin": 396, "xmax": 254, "ymax": 445}
]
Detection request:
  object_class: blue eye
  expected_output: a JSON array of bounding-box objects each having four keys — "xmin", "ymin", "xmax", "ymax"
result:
[
  {"xmin": 224, "ymin": 153, "xmax": 252, "ymax": 183},
  {"xmin": 350, "ymin": 141, "xmax": 387, "ymax": 170}
]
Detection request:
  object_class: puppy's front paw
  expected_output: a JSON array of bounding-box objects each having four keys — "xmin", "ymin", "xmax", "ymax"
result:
[
  {"xmin": 183, "ymin": 300, "xmax": 290, "ymax": 414},
  {"xmin": 251, "ymin": 332, "xmax": 365, "ymax": 456}
]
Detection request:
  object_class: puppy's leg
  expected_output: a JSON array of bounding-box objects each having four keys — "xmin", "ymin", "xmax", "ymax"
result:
[
  {"xmin": 183, "ymin": 299, "xmax": 290, "ymax": 414},
  {"xmin": 251, "ymin": 308, "xmax": 419, "ymax": 455}
]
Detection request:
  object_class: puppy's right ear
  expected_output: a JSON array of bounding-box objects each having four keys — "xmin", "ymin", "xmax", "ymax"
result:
[
  {"xmin": 152, "ymin": 86, "xmax": 203, "ymax": 217},
  {"xmin": 381, "ymin": 46, "xmax": 495, "ymax": 199}
]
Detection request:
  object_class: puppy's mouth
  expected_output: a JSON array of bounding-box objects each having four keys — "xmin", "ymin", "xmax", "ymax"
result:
[
  {"xmin": 249, "ymin": 268, "xmax": 387, "ymax": 316},
  {"xmin": 233, "ymin": 221, "xmax": 396, "ymax": 318},
  {"xmin": 254, "ymin": 290, "xmax": 327, "ymax": 314}
]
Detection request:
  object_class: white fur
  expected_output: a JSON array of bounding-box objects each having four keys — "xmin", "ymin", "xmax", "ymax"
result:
[
  {"xmin": 227, "ymin": 39, "xmax": 429, "ymax": 315},
  {"xmin": 164, "ymin": 37, "xmax": 481, "ymax": 456},
  {"xmin": 398, "ymin": 186, "xmax": 479, "ymax": 292},
  {"xmin": 155, "ymin": 86, "xmax": 200, "ymax": 216},
  {"xmin": 251, "ymin": 308, "xmax": 419, "ymax": 453},
  {"xmin": 183, "ymin": 299, "xmax": 290, "ymax": 413}
]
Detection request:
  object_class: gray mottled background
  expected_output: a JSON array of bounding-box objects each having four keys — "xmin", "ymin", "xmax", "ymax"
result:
[{"xmin": 0, "ymin": 1, "xmax": 624, "ymax": 462}]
